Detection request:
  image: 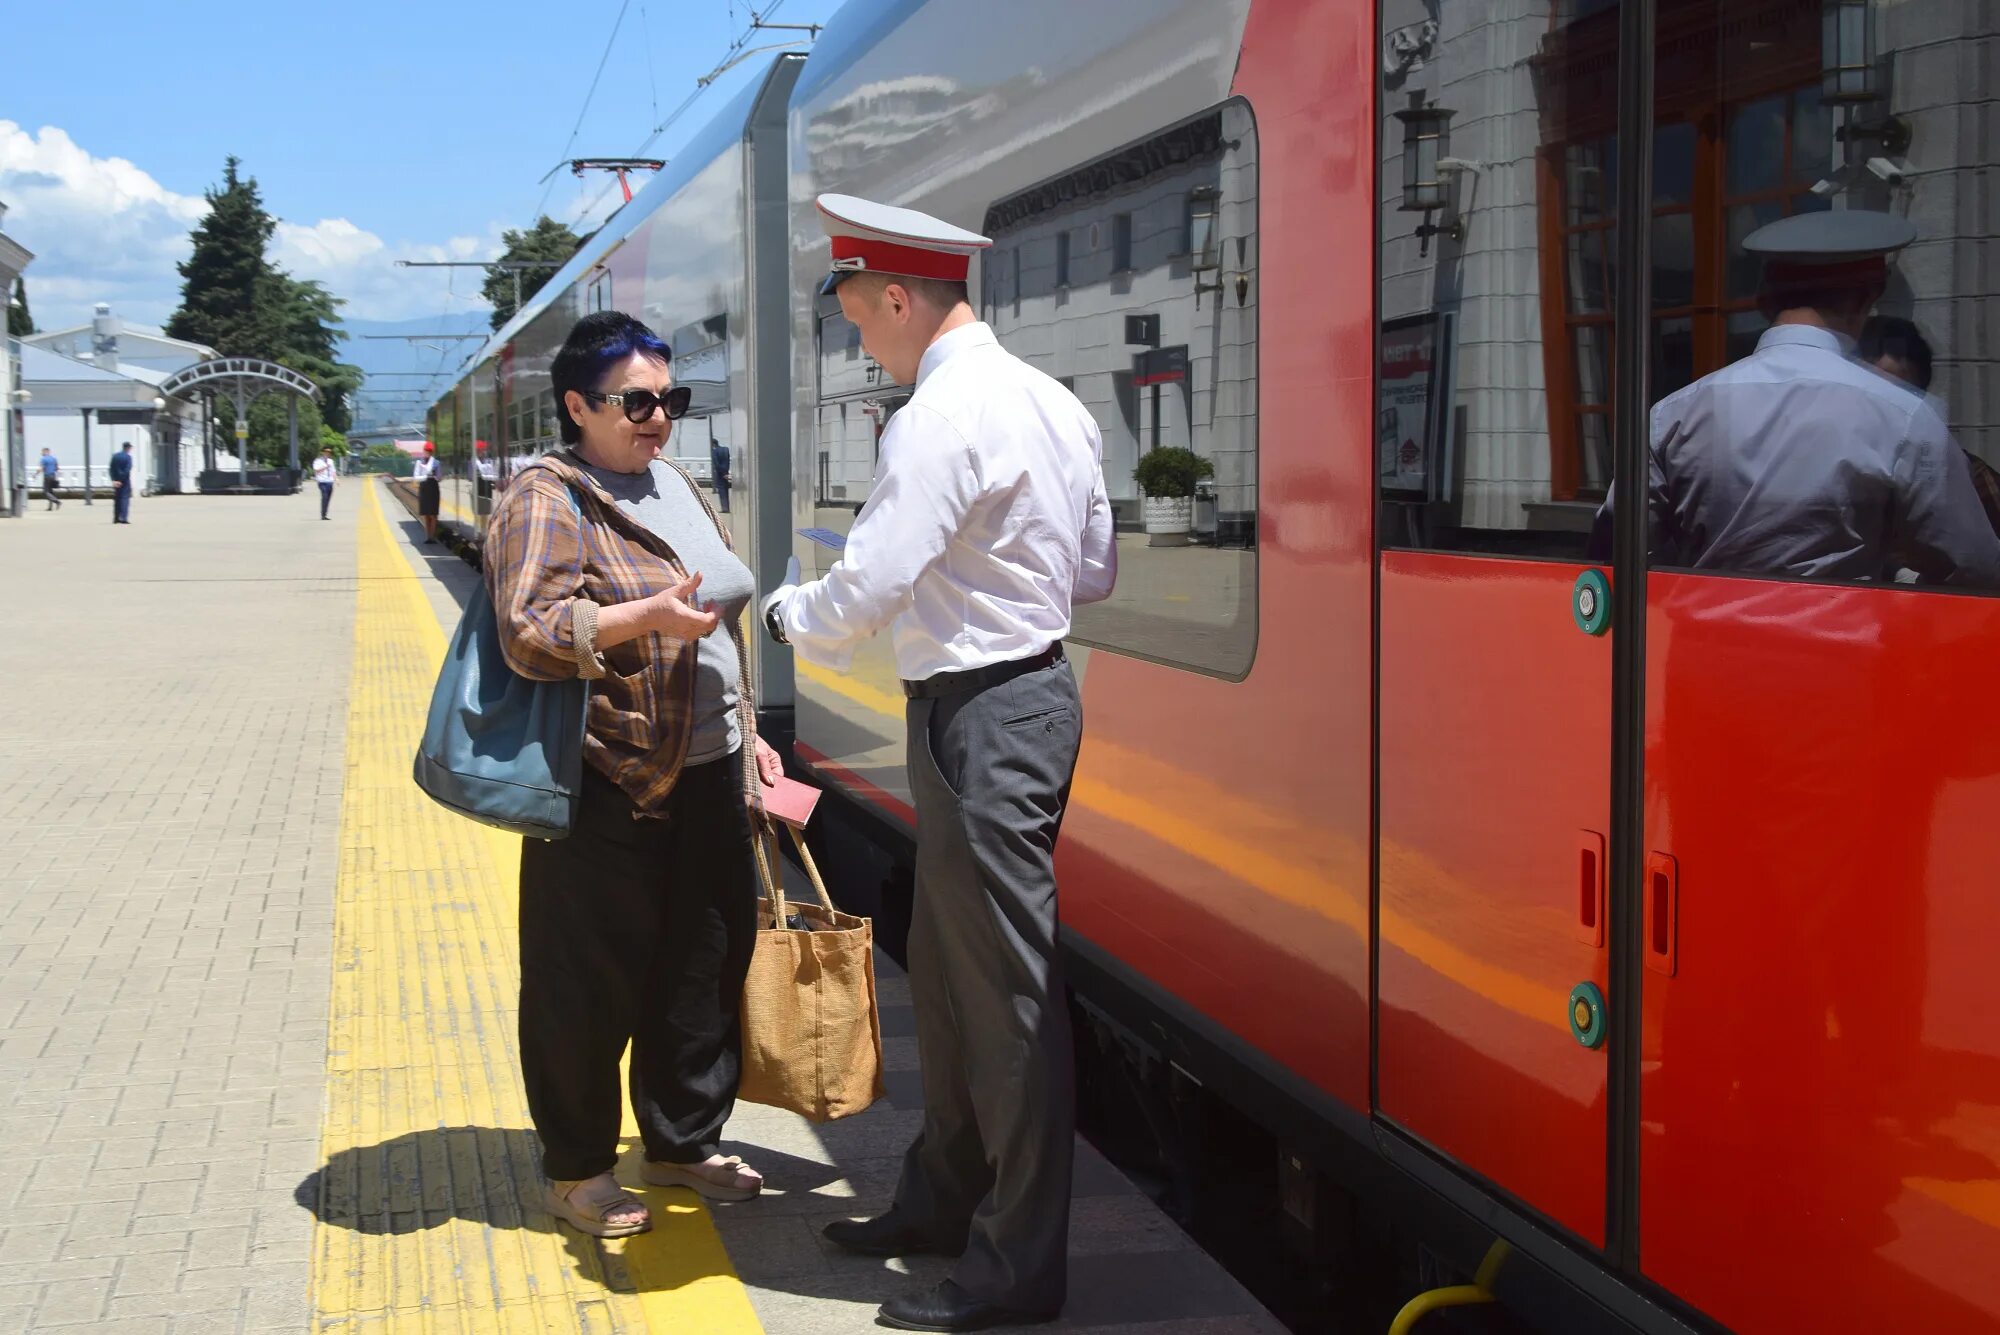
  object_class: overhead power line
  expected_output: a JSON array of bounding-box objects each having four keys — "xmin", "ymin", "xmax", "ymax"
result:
[
  {"xmin": 533, "ymin": 0, "xmax": 636, "ymax": 222},
  {"xmin": 570, "ymin": 3, "xmax": 819, "ymax": 228}
]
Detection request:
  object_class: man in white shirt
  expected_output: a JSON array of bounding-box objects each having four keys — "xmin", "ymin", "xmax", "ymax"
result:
[
  {"xmin": 312, "ymin": 447, "xmax": 338, "ymax": 520},
  {"xmin": 763, "ymin": 194, "xmax": 1115, "ymax": 1331}
]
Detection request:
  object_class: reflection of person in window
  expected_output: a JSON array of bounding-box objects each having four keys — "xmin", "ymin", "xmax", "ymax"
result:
[
  {"xmin": 1858, "ymin": 315, "xmax": 2000, "ymax": 540},
  {"xmin": 1589, "ymin": 211, "xmax": 2000, "ymax": 588},
  {"xmin": 710, "ymin": 436, "xmax": 730, "ymax": 514}
]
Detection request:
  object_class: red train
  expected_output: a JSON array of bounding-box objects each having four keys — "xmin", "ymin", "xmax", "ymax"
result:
[{"xmin": 426, "ymin": 1, "xmax": 2000, "ymax": 1329}]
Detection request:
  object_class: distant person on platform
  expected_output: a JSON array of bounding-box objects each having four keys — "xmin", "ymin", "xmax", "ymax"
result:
[
  {"xmin": 412, "ymin": 442, "xmax": 442, "ymax": 544},
  {"xmin": 1589, "ymin": 211, "xmax": 2000, "ymax": 587},
  {"xmin": 39, "ymin": 448, "xmax": 61, "ymax": 511},
  {"xmin": 109, "ymin": 441, "xmax": 134, "ymax": 525},
  {"xmin": 313, "ymin": 447, "xmax": 339, "ymax": 521},
  {"xmin": 761, "ymin": 195, "xmax": 1116, "ymax": 1333},
  {"xmin": 710, "ymin": 436, "xmax": 731, "ymax": 514}
]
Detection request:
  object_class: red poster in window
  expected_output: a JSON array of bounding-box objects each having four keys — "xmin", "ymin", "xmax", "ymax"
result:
[{"xmin": 1380, "ymin": 315, "xmax": 1436, "ymax": 497}]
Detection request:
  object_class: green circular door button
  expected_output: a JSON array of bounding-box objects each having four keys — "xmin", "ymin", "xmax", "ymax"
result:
[
  {"xmin": 1573, "ymin": 569, "xmax": 1611, "ymax": 636},
  {"xmin": 1569, "ymin": 981, "xmax": 1607, "ymax": 1049}
]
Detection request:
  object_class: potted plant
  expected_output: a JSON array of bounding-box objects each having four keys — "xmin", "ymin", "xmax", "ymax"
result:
[{"xmin": 1133, "ymin": 446, "xmax": 1214, "ymax": 547}]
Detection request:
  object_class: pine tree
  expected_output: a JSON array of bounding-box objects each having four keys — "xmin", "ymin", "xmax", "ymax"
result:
[
  {"xmin": 165, "ymin": 156, "xmax": 285, "ymax": 356},
  {"xmin": 483, "ymin": 216, "xmax": 581, "ymax": 329},
  {"xmin": 7, "ymin": 276, "xmax": 31, "ymax": 337},
  {"xmin": 163, "ymin": 158, "xmax": 365, "ymax": 462}
]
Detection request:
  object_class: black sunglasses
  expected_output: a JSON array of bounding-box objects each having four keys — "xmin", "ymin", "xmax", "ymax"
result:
[{"xmin": 583, "ymin": 385, "xmax": 692, "ymax": 423}]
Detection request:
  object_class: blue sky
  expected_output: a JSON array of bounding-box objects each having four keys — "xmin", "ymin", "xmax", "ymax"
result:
[{"xmin": 0, "ymin": 0, "xmax": 845, "ymax": 335}]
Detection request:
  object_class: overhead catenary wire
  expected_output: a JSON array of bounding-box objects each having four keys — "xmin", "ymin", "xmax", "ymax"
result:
[
  {"xmin": 532, "ymin": 0, "xmax": 636, "ymax": 223},
  {"xmin": 567, "ymin": 0, "xmax": 810, "ymax": 230},
  {"xmin": 641, "ymin": 4, "xmax": 660, "ymax": 125}
]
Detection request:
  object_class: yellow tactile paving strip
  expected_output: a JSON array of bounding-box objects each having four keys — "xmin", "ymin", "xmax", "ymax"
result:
[{"xmin": 310, "ymin": 478, "xmax": 762, "ymax": 1333}]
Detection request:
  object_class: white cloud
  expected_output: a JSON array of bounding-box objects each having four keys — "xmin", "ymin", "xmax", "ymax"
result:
[
  {"xmin": 0, "ymin": 122, "xmax": 206, "ymax": 329},
  {"xmin": 0, "ymin": 120, "xmax": 499, "ymax": 331}
]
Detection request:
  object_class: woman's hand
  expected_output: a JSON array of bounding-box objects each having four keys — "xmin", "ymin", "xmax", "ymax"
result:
[
  {"xmin": 755, "ymin": 737, "xmax": 783, "ymax": 788},
  {"xmin": 646, "ymin": 571, "xmax": 720, "ymax": 641}
]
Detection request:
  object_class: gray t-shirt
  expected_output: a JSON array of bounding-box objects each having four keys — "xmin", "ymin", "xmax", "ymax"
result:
[{"xmin": 577, "ymin": 459, "xmax": 753, "ymax": 764}]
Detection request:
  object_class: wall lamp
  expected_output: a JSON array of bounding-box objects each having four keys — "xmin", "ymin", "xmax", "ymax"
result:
[
  {"xmin": 1823, "ymin": 0, "xmax": 1911, "ymax": 154},
  {"xmin": 1394, "ymin": 94, "xmax": 1479, "ymax": 256}
]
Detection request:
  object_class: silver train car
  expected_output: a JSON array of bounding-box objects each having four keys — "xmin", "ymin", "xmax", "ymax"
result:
[{"xmin": 424, "ymin": 51, "xmax": 803, "ymax": 715}]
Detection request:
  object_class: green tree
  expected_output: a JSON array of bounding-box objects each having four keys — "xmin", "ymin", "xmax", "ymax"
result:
[
  {"xmin": 8, "ymin": 276, "xmax": 32, "ymax": 337},
  {"xmin": 483, "ymin": 216, "xmax": 581, "ymax": 329},
  {"xmin": 166, "ymin": 157, "xmax": 363, "ymax": 461},
  {"xmin": 165, "ymin": 156, "xmax": 285, "ymax": 357}
]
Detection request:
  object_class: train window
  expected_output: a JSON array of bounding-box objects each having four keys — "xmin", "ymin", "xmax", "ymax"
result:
[
  {"xmin": 983, "ymin": 99, "xmax": 1259, "ymax": 679},
  {"xmin": 1636, "ymin": 0, "xmax": 2000, "ymax": 591},
  {"xmin": 1377, "ymin": 0, "xmax": 1625, "ymax": 558}
]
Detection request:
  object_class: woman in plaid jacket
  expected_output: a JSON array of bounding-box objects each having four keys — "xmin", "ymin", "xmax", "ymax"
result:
[{"xmin": 486, "ymin": 312, "xmax": 783, "ymax": 1237}]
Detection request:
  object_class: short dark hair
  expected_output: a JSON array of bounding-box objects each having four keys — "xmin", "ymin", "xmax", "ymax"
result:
[
  {"xmin": 1857, "ymin": 315, "xmax": 1934, "ymax": 391},
  {"xmin": 848, "ymin": 272, "xmax": 970, "ymax": 313},
  {"xmin": 551, "ymin": 311, "xmax": 673, "ymax": 445}
]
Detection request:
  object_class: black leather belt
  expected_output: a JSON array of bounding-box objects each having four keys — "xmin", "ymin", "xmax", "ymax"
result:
[{"xmin": 901, "ymin": 644, "xmax": 1064, "ymax": 700}]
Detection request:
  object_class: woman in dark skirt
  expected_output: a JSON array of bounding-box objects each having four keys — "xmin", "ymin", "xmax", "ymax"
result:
[{"xmin": 413, "ymin": 441, "xmax": 442, "ymax": 543}]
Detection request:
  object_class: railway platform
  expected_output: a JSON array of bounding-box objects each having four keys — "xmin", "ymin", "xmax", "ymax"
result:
[{"xmin": 0, "ymin": 483, "xmax": 1285, "ymax": 1335}]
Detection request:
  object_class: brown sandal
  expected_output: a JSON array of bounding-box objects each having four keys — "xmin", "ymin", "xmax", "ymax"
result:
[
  {"xmin": 641, "ymin": 1154, "xmax": 764, "ymax": 1202},
  {"xmin": 545, "ymin": 1173, "xmax": 652, "ymax": 1237}
]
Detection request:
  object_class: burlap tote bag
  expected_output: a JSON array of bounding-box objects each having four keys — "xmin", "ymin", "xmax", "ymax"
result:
[{"xmin": 738, "ymin": 819, "xmax": 886, "ymax": 1121}]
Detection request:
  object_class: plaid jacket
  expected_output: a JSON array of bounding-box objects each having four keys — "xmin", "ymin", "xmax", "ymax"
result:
[{"xmin": 485, "ymin": 450, "xmax": 759, "ymax": 815}]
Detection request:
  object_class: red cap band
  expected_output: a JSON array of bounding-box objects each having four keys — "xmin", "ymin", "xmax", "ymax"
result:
[{"xmin": 830, "ymin": 236, "xmax": 971, "ymax": 283}]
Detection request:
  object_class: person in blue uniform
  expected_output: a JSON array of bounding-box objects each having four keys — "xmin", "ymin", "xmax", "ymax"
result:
[
  {"xmin": 109, "ymin": 442, "xmax": 134, "ymax": 524},
  {"xmin": 761, "ymin": 194, "xmax": 1116, "ymax": 1332},
  {"xmin": 1590, "ymin": 210, "xmax": 2000, "ymax": 587}
]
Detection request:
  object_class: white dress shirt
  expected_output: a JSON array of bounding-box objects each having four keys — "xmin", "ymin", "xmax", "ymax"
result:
[
  {"xmin": 781, "ymin": 322, "xmax": 1117, "ymax": 681},
  {"xmin": 412, "ymin": 456, "xmax": 440, "ymax": 480},
  {"xmin": 312, "ymin": 457, "xmax": 337, "ymax": 484}
]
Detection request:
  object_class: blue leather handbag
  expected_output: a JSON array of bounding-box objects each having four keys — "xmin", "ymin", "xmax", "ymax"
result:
[{"xmin": 412, "ymin": 488, "xmax": 590, "ymax": 840}]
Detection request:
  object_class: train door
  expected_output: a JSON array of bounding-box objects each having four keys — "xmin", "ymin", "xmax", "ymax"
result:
[
  {"xmin": 1630, "ymin": 2, "xmax": 2000, "ymax": 1330},
  {"xmin": 1370, "ymin": 0, "xmax": 1628, "ymax": 1250}
]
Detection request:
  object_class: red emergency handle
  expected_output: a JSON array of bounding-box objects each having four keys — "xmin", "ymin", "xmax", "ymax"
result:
[
  {"xmin": 1644, "ymin": 852, "xmax": 1678, "ymax": 977},
  {"xmin": 1576, "ymin": 831, "xmax": 1606, "ymax": 948}
]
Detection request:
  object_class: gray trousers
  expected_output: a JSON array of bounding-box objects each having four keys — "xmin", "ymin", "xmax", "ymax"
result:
[{"xmin": 896, "ymin": 655, "xmax": 1082, "ymax": 1314}]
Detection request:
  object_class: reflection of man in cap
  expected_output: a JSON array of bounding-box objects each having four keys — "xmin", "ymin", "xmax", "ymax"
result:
[
  {"xmin": 1593, "ymin": 210, "xmax": 2000, "ymax": 585},
  {"xmin": 762, "ymin": 194, "xmax": 1116, "ymax": 1330}
]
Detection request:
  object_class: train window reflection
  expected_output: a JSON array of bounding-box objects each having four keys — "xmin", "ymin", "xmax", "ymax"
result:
[
  {"xmin": 982, "ymin": 99, "xmax": 1259, "ymax": 679},
  {"xmin": 1636, "ymin": 0, "xmax": 2000, "ymax": 591},
  {"xmin": 1377, "ymin": 0, "xmax": 1624, "ymax": 558}
]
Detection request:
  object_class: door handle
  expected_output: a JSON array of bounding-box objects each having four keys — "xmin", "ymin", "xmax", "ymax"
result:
[
  {"xmin": 1644, "ymin": 852, "xmax": 1678, "ymax": 977},
  {"xmin": 1575, "ymin": 831, "xmax": 1606, "ymax": 947}
]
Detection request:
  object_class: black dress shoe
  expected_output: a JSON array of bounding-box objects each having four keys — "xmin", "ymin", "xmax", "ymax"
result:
[
  {"xmin": 877, "ymin": 1279, "xmax": 1055, "ymax": 1332},
  {"xmin": 823, "ymin": 1213, "xmax": 962, "ymax": 1258}
]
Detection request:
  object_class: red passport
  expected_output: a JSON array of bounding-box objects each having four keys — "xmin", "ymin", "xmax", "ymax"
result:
[{"xmin": 762, "ymin": 774, "xmax": 821, "ymax": 829}]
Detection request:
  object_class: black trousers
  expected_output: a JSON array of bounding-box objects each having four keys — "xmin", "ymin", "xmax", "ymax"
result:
[
  {"xmin": 319, "ymin": 482, "xmax": 334, "ymax": 518},
  {"xmin": 518, "ymin": 755, "xmax": 759, "ymax": 1182}
]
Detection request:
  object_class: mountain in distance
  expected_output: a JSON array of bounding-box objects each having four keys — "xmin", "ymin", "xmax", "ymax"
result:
[{"xmin": 339, "ymin": 310, "xmax": 493, "ymax": 433}]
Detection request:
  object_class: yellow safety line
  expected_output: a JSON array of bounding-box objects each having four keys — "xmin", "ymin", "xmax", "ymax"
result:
[{"xmin": 310, "ymin": 478, "xmax": 762, "ymax": 1334}]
